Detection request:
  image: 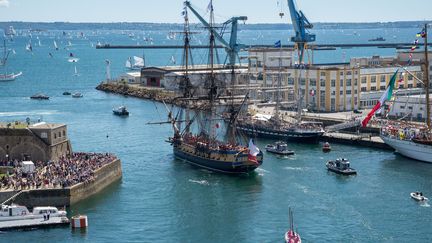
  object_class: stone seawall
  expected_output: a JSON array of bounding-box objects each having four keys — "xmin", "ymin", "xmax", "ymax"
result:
[
  {"xmin": 0, "ymin": 159, "xmax": 122, "ymax": 207},
  {"xmin": 96, "ymin": 82, "xmax": 176, "ymax": 103}
]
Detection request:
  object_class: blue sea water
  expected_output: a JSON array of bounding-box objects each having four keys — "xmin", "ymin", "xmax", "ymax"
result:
[{"xmin": 1, "ymin": 24, "xmax": 432, "ymax": 242}]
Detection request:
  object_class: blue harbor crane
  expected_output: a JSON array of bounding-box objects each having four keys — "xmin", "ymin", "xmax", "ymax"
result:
[
  {"xmin": 184, "ymin": 1, "xmax": 247, "ymax": 67},
  {"xmin": 286, "ymin": 0, "xmax": 315, "ymax": 64}
]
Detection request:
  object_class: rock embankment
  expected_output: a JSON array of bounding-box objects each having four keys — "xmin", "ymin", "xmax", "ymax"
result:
[{"xmin": 96, "ymin": 82, "xmax": 177, "ymax": 103}]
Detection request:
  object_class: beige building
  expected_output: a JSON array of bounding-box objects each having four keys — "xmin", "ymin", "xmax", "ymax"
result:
[
  {"xmin": 0, "ymin": 122, "xmax": 72, "ymax": 162},
  {"xmin": 248, "ymin": 49, "xmax": 424, "ymax": 112}
]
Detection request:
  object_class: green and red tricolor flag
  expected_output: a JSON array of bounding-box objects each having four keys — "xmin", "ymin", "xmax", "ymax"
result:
[{"xmin": 361, "ymin": 70, "xmax": 399, "ymax": 127}]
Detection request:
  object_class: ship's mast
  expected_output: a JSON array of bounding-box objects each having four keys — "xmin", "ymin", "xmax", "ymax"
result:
[
  {"xmin": 208, "ymin": 0, "xmax": 217, "ymax": 141},
  {"xmin": 181, "ymin": 3, "xmax": 193, "ymax": 133},
  {"xmin": 424, "ymin": 23, "xmax": 431, "ymax": 129}
]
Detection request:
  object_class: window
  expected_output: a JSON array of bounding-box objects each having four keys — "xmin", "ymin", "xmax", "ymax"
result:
[
  {"xmin": 408, "ymin": 106, "xmax": 413, "ymax": 110},
  {"xmin": 320, "ymin": 72, "xmax": 326, "ymax": 77},
  {"xmin": 340, "ymin": 79, "xmax": 344, "ymax": 87},
  {"xmin": 320, "ymin": 79, "xmax": 326, "ymax": 86},
  {"xmin": 417, "ymin": 82, "xmax": 422, "ymax": 88},
  {"xmin": 331, "ymin": 79, "xmax": 335, "ymax": 87},
  {"xmin": 361, "ymin": 87, "xmax": 367, "ymax": 91},
  {"xmin": 346, "ymin": 90, "xmax": 352, "ymax": 95},
  {"xmin": 408, "ymin": 75, "xmax": 413, "ymax": 81},
  {"xmin": 354, "ymin": 79, "xmax": 358, "ymax": 86},
  {"xmin": 347, "ymin": 71, "xmax": 352, "ymax": 75},
  {"xmin": 41, "ymin": 132, "xmax": 48, "ymax": 138},
  {"xmin": 361, "ymin": 77, "xmax": 366, "ymax": 84},
  {"xmin": 63, "ymin": 130, "xmax": 66, "ymax": 136},
  {"xmin": 371, "ymin": 86, "xmax": 376, "ymax": 91},
  {"xmin": 300, "ymin": 78, "xmax": 306, "ymax": 85},
  {"xmin": 54, "ymin": 133, "xmax": 57, "ymax": 139},
  {"xmin": 380, "ymin": 85, "xmax": 386, "ymax": 90},
  {"xmin": 371, "ymin": 76, "xmax": 376, "ymax": 83},
  {"xmin": 380, "ymin": 75, "xmax": 386, "ymax": 83},
  {"xmin": 355, "ymin": 90, "xmax": 358, "ymax": 94},
  {"xmin": 340, "ymin": 90, "xmax": 343, "ymax": 95},
  {"xmin": 354, "ymin": 71, "xmax": 358, "ymax": 75},
  {"xmin": 408, "ymin": 84, "xmax": 413, "ymax": 88},
  {"xmin": 399, "ymin": 84, "xmax": 404, "ymax": 88},
  {"xmin": 346, "ymin": 79, "xmax": 352, "ymax": 86},
  {"xmin": 331, "ymin": 91, "xmax": 336, "ymax": 95},
  {"xmin": 400, "ymin": 106, "xmax": 405, "ymax": 109},
  {"xmin": 417, "ymin": 73, "xmax": 423, "ymax": 80},
  {"xmin": 340, "ymin": 71, "xmax": 344, "ymax": 76},
  {"xmin": 288, "ymin": 78, "xmax": 294, "ymax": 85},
  {"xmin": 309, "ymin": 79, "xmax": 316, "ymax": 86},
  {"xmin": 58, "ymin": 132, "xmax": 61, "ymax": 138}
]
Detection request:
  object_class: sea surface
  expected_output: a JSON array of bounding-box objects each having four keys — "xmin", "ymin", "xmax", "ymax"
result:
[{"xmin": 1, "ymin": 23, "xmax": 432, "ymax": 242}]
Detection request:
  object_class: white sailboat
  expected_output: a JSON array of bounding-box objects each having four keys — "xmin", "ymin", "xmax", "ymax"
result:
[
  {"xmin": 73, "ymin": 65, "xmax": 80, "ymax": 76},
  {"xmin": 1, "ymin": 40, "xmax": 22, "ymax": 82},
  {"xmin": 380, "ymin": 24, "xmax": 432, "ymax": 163},
  {"xmin": 53, "ymin": 40, "xmax": 59, "ymax": 50},
  {"xmin": 125, "ymin": 56, "xmax": 145, "ymax": 70}
]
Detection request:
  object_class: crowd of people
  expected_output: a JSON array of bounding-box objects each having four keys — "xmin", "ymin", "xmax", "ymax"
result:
[
  {"xmin": 381, "ymin": 121, "xmax": 431, "ymax": 141},
  {"xmin": 0, "ymin": 152, "xmax": 117, "ymax": 191}
]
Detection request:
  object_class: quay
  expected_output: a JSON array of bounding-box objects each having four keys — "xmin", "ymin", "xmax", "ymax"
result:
[
  {"xmin": 321, "ymin": 132, "xmax": 392, "ymax": 150},
  {"xmin": 0, "ymin": 122, "xmax": 122, "ymax": 208},
  {"xmin": 0, "ymin": 217, "xmax": 69, "ymax": 231}
]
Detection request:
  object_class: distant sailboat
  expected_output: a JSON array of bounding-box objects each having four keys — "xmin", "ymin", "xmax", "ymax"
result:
[
  {"xmin": 25, "ymin": 42, "xmax": 33, "ymax": 52},
  {"xmin": 125, "ymin": 56, "xmax": 145, "ymax": 70},
  {"xmin": 1, "ymin": 40, "xmax": 22, "ymax": 82},
  {"xmin": 68, "ymin": 52, "xmax": 79, "ymax": 63},
  {"xmin": 170, "ymin": 55, "xmax": 176, "ymax": 64},
  {"xmin": 73, "ymin": 65, "xmax": 80, "ymax": 76},
  {"xmin": 53, "ymin": 40, "xmax": 59, "ymax": 50}
]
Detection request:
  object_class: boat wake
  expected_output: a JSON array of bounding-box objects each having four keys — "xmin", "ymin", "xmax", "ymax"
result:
[
  {"xmin": 420, "ymin": 202, "xmax": 430, "ymax": 207},
  {"xmin": 284, "ymin": 166, "xmax": 307, "ymax": 171},
  {"xmin": 188, "ymin": 179, "xmax": 210, "ymax": 186},
  {"xmin": 0, "ymin": 110, "xmax": 60, "ymax": 117}
]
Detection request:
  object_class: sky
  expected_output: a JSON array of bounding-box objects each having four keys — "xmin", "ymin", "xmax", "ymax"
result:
[{"xmin": 0, "ymin": 0, "xmax": 431, "ymax": 24}]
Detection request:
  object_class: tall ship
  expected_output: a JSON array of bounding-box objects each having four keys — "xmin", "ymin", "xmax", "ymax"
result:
[
  {"xmin": 380, "ymin": 24, "xmax": 432, "ymax": 163},
  {"xmin": 155, "ymin": 1, "xmax": 263, "ymax": 174},
  {"xmin": 235, "ymin": 53, "xmax": 324, "ymax": 143},
  {"xmin": 236, "ymin": 0, "xmax": 324, "ymax": 143}
]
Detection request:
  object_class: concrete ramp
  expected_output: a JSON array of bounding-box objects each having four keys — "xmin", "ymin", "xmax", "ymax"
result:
[{"xmin": 325, "ymin": 119, "xmax": 362, "ymax": 132}]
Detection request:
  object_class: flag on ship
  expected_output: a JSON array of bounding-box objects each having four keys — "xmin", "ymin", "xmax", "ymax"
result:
[
  {"xmin": 248, "ymin": 139, "xmax": 260, "ymax": 164},
  {"xmin": 362, "ymin": 70, "xmax": 399, "ymax": 127},
  {"xmin": 207, "ymin": 0, "xmax": 213, "ymax": 12},
  {"xmin": 274, "ymin": 40, "xmax": 281, "ymax": 48}
]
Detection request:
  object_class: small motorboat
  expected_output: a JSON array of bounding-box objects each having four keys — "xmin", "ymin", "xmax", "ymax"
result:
[
  {"xmin": 285, "ymin": 208, "xmax": 301, "ymax": 243},
  {"xmin": 410, "ymin": 192, "xmax": 428, "ymax": 202},
  {"xmin": 326, "ymin": 158, "xmax": 357, "ymax": 175},
  {"xmin": 63, "ymin": 91, "xmax": 71, "ymax": 95},
  {"xmin": 368, "ymin": 37, "xmax": 386, "ymax": 42},
  {"xmin": 72, "ymin": 92, "xmax": 83, "ymax": 98},
  {"xmin": 265, "ymin": 141, "xmax": 294, "ymax": 155},
  {"xmin": 322, "ymin": 142, "xmax": 331, "ymax": 153},
  {"xmin": 30, "ymin": 93, "xmax": 49, "ymax": 100},
  {"xmin": 113, "ymin": 106, "xmax": 129, "ymax": 116}
]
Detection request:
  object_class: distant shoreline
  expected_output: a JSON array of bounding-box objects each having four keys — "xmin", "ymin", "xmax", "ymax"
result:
[{"xmin": 0, "ymin": 20, "xmax": 430, "ymax": 31}]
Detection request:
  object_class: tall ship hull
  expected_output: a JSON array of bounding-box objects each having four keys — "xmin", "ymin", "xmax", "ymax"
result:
[
  {"xmin": 381, "ymin": 135, "xmax": 432, "ymax": 163},
  {"xmin": 173, "ymin": 141, "xmax": 263, "ymax": 174},
  {"xmin": 236, "ymin": 123, "xmax": 324, "ymax": 143}
]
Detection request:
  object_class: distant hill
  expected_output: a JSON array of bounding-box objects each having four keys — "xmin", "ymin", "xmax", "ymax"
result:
[{"xmin": 0, "ymin": 21, "xmax": 429, "ymax": 31}]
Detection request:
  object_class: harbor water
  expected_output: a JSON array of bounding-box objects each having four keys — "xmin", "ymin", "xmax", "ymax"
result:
[{"xmin": 1, "ymin": 24, "xmax": 432, "ymax": 242}]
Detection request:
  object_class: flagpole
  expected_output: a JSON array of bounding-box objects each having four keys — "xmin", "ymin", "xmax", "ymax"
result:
[{"xmin": 424, "ymin": 23, "xmax": 430, "ymax": 129}]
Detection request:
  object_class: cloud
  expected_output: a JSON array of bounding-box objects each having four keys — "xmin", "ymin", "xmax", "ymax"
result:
[{"xmin": 0, "ymin": 0, "xmax": 9, "ymax": 8}]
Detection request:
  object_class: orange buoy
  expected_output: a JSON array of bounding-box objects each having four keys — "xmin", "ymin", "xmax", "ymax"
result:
[{"xmin": 71, "ymin": 215, "xmax": 88, "ymax": 228}]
